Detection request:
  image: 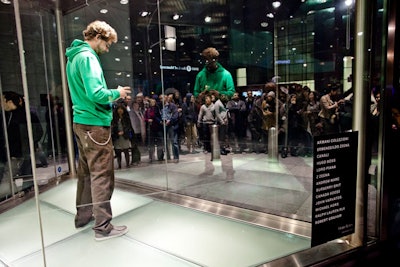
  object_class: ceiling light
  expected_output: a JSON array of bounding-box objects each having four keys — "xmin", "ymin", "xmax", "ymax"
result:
[
  {"xmin": 1, "ymin": 0, "xmax": 11, "ymax": 4},
  {"xmin": 120, "ymin": 0, "xmax": 128, "ymax": 4},
  {"xmin": 267, "ymin": 13, "xmax": 274, "ymax": 19},
  {"xmin": 272, "ymin": 1, "xmax": 281, "ymax": 9},
  {"xmin": 172, "ymin": 14, "xmax": 180, "ymax": 20},
  {"xmin": 345, "ymin": 0, "xmax": 353, "ymax": 6},
  {"xmin": 100, "ymin": 9, "xmax": 108, "ymax": 14},
  {"xmin": 140, "ymin": 11, "xmax": 149, "ymax": 17},
  {"xmin": 204, "ymin": 16, "xmax": 212, "ymax": 23},
  {"xmin": 260, "ymin": 22, "xmax": 268, "ymax": 27}
]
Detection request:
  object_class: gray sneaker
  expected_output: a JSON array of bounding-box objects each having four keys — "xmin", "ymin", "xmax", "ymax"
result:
[{"xmin": 94, "ymin": 225, "xmax": 128, "ymax": 241}]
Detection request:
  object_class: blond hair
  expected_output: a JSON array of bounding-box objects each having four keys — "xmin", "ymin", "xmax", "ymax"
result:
[{"xmin": 83, "ymin": 20, "xmax": 117, "ymax": 43}]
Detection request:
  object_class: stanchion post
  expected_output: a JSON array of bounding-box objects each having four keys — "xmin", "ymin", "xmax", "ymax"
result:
[
  {"xmin": 210, "ymin": 124, "xmax": 220, "ymax": 160},
  {"xmin": 268, "ymin": 127, "xmax": 279, "ymax": 162}
]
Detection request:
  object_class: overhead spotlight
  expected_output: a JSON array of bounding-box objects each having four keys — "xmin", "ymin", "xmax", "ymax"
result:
[
  {"xmin": 100, "ymin": 9, "xmax": 108, "ymax": 14},
  {"xmin": 204, "ymin": 16, "xmax": 212, "ymax": 23},
  {"xmin": 172, "ymin": 14, "xmax": 180, "ymax": 20},
  {"xmin": 272, "ymin": 1, "xmax": 281, "ymax": 9},
  {"xmin": 345, "ymin": 0, "xmax": 353, "ymax": 6},
  {"xmin": 1, "ymin": 0, "xmax": 11, "ymax": 4},
  {"xmin": 140, "ymin": 11, "xmax": 150, "ymax": 17},
  {"xmin": 267, "ymin": 13, "xmax": 274, "ymax": 19}
]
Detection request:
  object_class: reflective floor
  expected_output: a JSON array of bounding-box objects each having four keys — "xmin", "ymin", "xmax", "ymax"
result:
[
  {"xmin": 116, "ymin": 146, "xmax": 314, "ymax": 223},
  {"xmin": 0, "ymin": 178, "xmax": 311, "ymax": 267},
  {"xmin": 0, "ymin": 145, "xmax": 376, "ymax": 266}
]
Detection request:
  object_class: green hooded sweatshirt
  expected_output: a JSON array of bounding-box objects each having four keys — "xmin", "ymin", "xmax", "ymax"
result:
[
  {"xmin": 65, "ymin": 39, "xmax": 120, "ymax": 126},
  {"xmin": 193, "ymin": 62, "xmax": 235, "ymax": 98}
]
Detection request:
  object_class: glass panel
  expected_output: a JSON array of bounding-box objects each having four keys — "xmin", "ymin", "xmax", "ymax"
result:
[
  {"xmin": 0, "ymin": 1, "xmax": 67, "ymax": 199},
  {"xmin": 0, "ymin": 1, "xmax": 69, "ymax": 265},
  {"xmin": 127, "ymin": 0, "xmax": 357, "ymax": 223},
  {"xmin": 0, "ymin": 1, "xmax": 18, "ymax": 202},
  {"xmin": 0, "ymin": 0, "xmax": 387, "ymax": 265},
  {"xmin": 368, "ymin": 0, "xmax": 385, "ymax": 240}
]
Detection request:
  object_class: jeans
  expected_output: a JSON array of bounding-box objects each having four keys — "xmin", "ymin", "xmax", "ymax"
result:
[{"xmin": 159, "ymin": 125, "xmax": 179, "ymax": 160}]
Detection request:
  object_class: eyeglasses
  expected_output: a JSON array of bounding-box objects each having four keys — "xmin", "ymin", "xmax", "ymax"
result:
[{"xmin": 100, "ymin": 36, "xmax": 112, "ymax": 48}]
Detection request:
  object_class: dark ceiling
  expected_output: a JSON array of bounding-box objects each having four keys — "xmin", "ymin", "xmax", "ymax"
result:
[
  {"xmin": 0, "ymin": 0, "xmax": 342, "ymax": 93},
  {"xmin": 52, "ymin": 0, "xmax": 307, "ymax": 33}
]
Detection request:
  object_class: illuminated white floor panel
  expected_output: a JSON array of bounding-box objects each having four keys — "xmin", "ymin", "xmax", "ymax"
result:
[{"xmin": 0, "ymin": 179, "xmax": 310, "ymax": 267}]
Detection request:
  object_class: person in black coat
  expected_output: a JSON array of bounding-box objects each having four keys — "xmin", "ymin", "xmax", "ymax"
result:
[
  {"xmin": 111, "ymin": 104, "xmax": 133, "ymax": 168},
  {"xmin": 2, "ymin": 91, "xmax": 45, "ymax": 176}
]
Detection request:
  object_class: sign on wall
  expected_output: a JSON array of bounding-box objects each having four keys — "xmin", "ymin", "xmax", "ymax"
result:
[{"xmin": 311, "ymin": 131, "xmax": 358, "ymax": 247}]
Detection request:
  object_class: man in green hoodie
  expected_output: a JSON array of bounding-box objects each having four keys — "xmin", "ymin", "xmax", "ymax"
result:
[
  {"xmin": 66, "ymin": 20, "xmax": 131, "ymax": 241},
  {"xmin": 193, "ymin": 47, "xmax": 235, "ymax": 99}
]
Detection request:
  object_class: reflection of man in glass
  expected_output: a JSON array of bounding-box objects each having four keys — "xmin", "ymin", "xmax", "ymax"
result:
[{"xmin": 193, "ymin": 47, "xmax": 235, "ymax": 98}]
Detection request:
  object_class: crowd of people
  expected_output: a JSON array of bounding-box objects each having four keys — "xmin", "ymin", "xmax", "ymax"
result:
[
  {"xmin": 112, "ymin": 81, "xmax": 356, "ymax": 165},
  {"xmin": 108, "ymin": 46, "xmax": 354, "ymax": 166},
  {"xmin": 108, "ymin": 46, "xmax": 356, "ymax": 165}
]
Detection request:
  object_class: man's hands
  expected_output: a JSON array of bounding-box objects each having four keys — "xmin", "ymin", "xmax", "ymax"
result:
[
  {"xmin": 338, "ymin": 99, "xmax": 345, "ymax": 105},
  {"xmin": 117, "ymin": 86, "xmax": 131, "ymax": 99}
]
